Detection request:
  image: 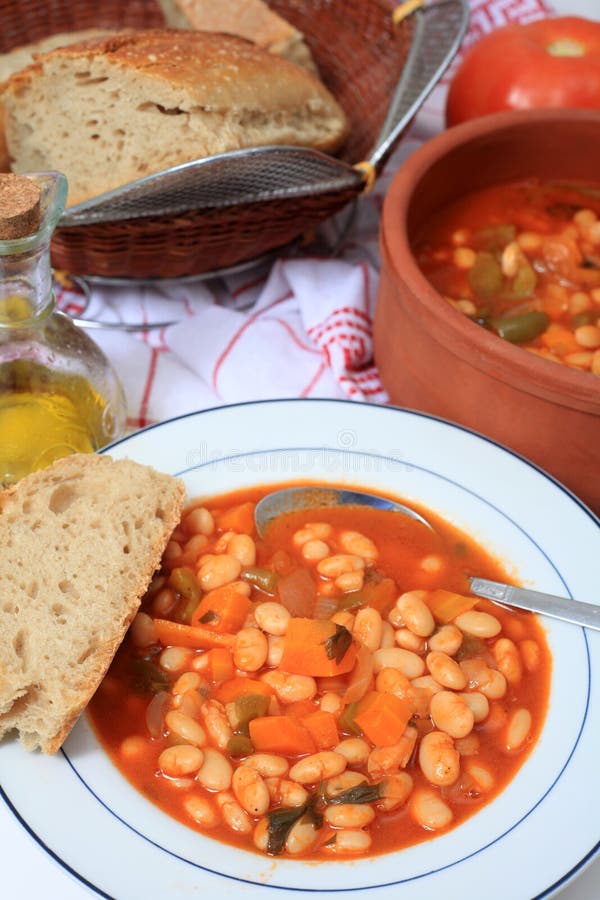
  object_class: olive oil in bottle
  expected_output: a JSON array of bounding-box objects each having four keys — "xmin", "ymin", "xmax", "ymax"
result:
[{"xmin": 0, "ymin": 172, "xmax": 126, "ymax": 486}]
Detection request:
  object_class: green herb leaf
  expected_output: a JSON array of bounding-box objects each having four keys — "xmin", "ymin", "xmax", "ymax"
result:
[
  {"xmin": 199, "ymin": 609, "xmax": 220, "ymax": 625},
  {"xmin": 326, "ymin": 782, "xmax": 382, "ymax": 805},
  {"xmin": 322, "ymin": 623, "xmax": 352, "ymax": 664},
  {"xmin": 265, "ymin": 795, "xmax": 322, "ymax": 855},
  {"xmin": 266, "ymin": 805, "xmax": 307, "ymax": 855}
]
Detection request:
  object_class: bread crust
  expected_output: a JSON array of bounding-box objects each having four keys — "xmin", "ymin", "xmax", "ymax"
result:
[
  {"xmin": 158, "ymin": 0, "xmax": 319, "ymax": 72},
  {"xmin": 0, "ymin": 453, "xmax": 185, "ymax": 753},
  {"xmin": 1, "ymin": 29, "xmax": 348, "ymax": 205},
  {"xmin": 5, "ymin": 29, "xmax": 333, "ymax": 121}
]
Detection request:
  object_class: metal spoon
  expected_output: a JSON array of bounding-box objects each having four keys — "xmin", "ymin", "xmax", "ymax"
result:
[
  {"xmin": 469, "ymin": 578, "xmax": 600, "ymax": 632},
  {"xmin": 254, "ymin": 486, "xmax": 600, "ymax": 631},
  {"xmin": 254, "ymin": 486, "xmax": 433, "ymax": 538}
]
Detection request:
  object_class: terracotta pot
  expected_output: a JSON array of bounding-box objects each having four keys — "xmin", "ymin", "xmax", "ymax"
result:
[{"xmin": 374, "ymin": 108, "xmax": 600, "ymax": 514}]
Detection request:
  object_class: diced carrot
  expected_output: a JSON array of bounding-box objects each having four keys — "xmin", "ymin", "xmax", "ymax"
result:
[
  {"xmin": 285, "ymin": 700, "xmax": 319, "ymax": 719},
  {"xmin": 363, "ymin": 577, "xmax": 397, "ymax": 615},
  {"xmin": 213, "ymin": 676, "xmax": 274, "ymax": 704},
  {"xmin": 249, "ymin": 715, "xmax": 316, "ymax": 756},
  {"xmin": 191, "ymin": 583, "xmax": 251, "ymax": 633},
  {"xmin": 423, "ymin": 589, "xmax": 478, "ymax": 624},
  {"xmin": 204, "ymin": 648, "xmax": 234, "ymax": 683},
  {"xmin": 353, "ymin": 691, "xmax": 411, "ymax": 747},
  {"xmin": 302, "ymin": 710, "xmax": 339, "ymax": 750},
  {"xmin": 153, "ymin": 618, "xmax": 235, "ymax": 650},
  {"xmin": 542, "ymin": 285, "xmax": 569, "ymax": 321},
  {"xmin": 280, "ymin": 618, "xmax": 357, "ymax": 677},
  {"xmin": 213, "ymin": 501, "xmax": 256, "ymax": 535},
  {"xmin": 540, "ymin": 323, "xmax": 580, "ymax": 356}
]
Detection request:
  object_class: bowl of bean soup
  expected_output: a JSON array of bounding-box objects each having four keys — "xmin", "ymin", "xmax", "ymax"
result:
[
  {"xmin": 374, "ymin": 108, "xmax": 600, "ymax": 514},
  {"xmin": 1, "ymin": 399, "xmax": 597, "ymax": 900}
]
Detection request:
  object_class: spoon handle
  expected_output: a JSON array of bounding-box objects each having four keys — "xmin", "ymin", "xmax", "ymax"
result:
[{"xmin": 469, "ymin": 577, "xmax": 600, "ymax": 631}]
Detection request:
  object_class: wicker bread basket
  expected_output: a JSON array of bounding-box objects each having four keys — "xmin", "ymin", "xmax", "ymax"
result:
[{"xmin": 0, "ymin": 0, "xmax": 467, "ymax": 279}]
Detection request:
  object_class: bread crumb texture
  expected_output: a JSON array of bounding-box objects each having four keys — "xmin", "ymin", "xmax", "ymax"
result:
[
  {"xmin": 1, "ymin": 29, "xmax": 348, "ymax": 206},
  {"xmin": 0, "ymin": 453, "xmax": 185, "ymax": 753}
]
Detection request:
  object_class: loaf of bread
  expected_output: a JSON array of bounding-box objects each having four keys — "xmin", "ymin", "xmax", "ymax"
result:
[
  {"xmin": 157, "ymin": 0, "xmax": 318, "ymax": 72},
  {"xmin": 0, "ymin": 453, "xmax": 185, "ymax": 753},
  {"xmin": 1, "ymin": 29, "xmax": 349, "ymax": 206},
  {"xmin": 0, "ymin": 28, "xmax": 116, "ymax": 172}
]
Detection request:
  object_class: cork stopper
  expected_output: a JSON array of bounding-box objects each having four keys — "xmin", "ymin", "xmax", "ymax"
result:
[{"xmin": 0, "ymin": 173, "xmax": 41, "ymax": 239}]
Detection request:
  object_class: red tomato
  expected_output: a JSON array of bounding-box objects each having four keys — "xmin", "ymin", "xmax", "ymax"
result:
[{"xmin": 446, "ymin": 16, "xmax": 600, "ymax": 127}]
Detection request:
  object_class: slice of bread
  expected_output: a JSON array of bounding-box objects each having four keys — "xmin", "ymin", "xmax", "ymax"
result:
[
  {"xmin": 0, "ymin": 29, "xmax": 117, "ymax": 172},
  {"xmin": 1, "ymin": 29, "xmax": 349, "ymax": 206},
  {"xmin": 0, "ymin": 453, "xmax": 185, "ymax": 753},
  {"xmin": 158, "ymin": 0, "xmax": 319, "ymax": 73}
]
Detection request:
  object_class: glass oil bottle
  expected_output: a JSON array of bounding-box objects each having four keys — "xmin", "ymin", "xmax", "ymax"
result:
[{"xmin": 0, "ymin": 171, "xmax": 126, "ymax": 486}]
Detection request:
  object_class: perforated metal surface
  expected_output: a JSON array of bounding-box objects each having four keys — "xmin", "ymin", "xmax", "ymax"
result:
[{"xmin": 60, "ymin": 147, "xmax": 362, "ymax": 225}]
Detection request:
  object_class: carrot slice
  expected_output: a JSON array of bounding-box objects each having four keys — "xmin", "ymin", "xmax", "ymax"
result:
[
  {"xmin": 204, "ymin": 648, "xmax": 235, "ymax": 683},
  {"xmin": 353, "ymin": 691, "xmax": 411, "ymax": 747},
  {"xmin": 213, "ymin": 676, "xmax": 274, "ymax": 704},
  {"xmin": 285, "ymin": 700, "xmax": 319, "ymax": 719},
  {"xmin": 191, "ymin": 583, "xmax": 251, "ymax": 633},
  {"xmin": 540, "ymin": 323, "xmax": 580, "ymax": 356},
  {"xmin": 213, "ymin": 501, "xmax": 256, "ymax": 535},
  {"xmin": 280, "ymin": 618, "xmax": 357, "ymax": 677},
  {"xmin": 423, "ymin": 589, "xmax": 478, "ymax": 624},
  {"xmin": 302, "ymin": 710, "xmax": 339, "ymax": 750},
  {"xmin": 153, "ymin": 618, "xmax": 235, "ymax": 650},
  {"xmin": 249, "ymin": 715, "xmax": 316, "ymax": 756}
]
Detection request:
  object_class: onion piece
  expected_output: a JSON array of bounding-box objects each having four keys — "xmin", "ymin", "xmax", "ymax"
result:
[
  {"xmin": 145, "ymin": 690, "xmax": 170, "ymax": 738},
  {"xmin": 277, "ymin": 567, "xmax": 316, "ymax": 617},
  {"xmin": 343, "ymin": 644, "xmax": 374, "ymax": 705}
]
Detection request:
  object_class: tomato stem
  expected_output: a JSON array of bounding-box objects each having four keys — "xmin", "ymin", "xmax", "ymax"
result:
[{"xmin": 546, "ymin": 38, "xmax": 586, "ymax": 58}]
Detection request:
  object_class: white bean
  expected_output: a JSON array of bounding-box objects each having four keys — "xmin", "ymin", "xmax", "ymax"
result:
[
  {"xmin": 373, "ymin": 647, "xmax": 426, "ymax": 679},
  {"xmin": 254, "ymin": 601, "xmax": 291, "ymax": 636},
  {"xmin": 289, "ymin": 751, "xmax": 347, "ymax": 784},
  {"xmin": 196, "ymin": 748, "xmax": 232, "ymax": 791},
  {"xmin": 411, "ymin": 788, "xmax": 453, "ymax": 830}
]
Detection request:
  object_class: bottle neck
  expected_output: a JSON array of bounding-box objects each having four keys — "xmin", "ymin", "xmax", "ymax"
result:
[
  {"xmin": 0, "ymin": 239, "xmax": 55, "ymax": 329},
  {"xmin": 0, "ymin": 172, "xmax": 66, "ymax": 329}
]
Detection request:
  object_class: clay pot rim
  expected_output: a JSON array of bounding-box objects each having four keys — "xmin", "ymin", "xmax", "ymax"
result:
[{"xmin": 380, "ymin": 108, "xmax": 600, "ymax": 413}]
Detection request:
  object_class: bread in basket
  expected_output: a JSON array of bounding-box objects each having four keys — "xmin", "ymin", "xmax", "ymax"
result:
[{"xmin": 0, "ymin": 0, "xmax": 468, "ymax": 279}]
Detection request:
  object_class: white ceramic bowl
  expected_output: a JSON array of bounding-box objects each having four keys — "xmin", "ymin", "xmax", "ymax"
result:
[{"xmin": 1, "ymin": 399, "xmax": 598, "ymax": 900}]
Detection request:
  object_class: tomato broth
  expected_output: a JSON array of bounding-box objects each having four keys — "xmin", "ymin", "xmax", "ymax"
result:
[
  {"xmin": 88, "ymin": 483, "xmax": 552, "ymax": 860},
  {"xmin": 415, "ymin": 178, "xmax": 600, "ymax": 375}
]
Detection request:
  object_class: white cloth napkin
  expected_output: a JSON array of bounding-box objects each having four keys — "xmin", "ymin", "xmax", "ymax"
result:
[{"xmin": 54, "ymin": 0, "xmax": 555, "ymax": 433}]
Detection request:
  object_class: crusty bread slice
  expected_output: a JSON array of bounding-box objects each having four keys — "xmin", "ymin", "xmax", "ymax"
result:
[
  {"xmin": 1, "ymin": 29, "xmax": 348, "ymax": 206},
  {"xmin": 0, "ymin": 29, "xmax": 117, "ymax": 172},
  {"xmin": 158, "ymin": 0, "xmax": 319, "ymax": 73},
  {"xmin": 0, "ymin": 453, "xmax": 185, "ymax": 753}
]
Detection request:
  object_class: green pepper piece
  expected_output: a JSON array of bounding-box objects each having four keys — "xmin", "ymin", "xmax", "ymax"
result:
[
  {"xmin": 337, "ymin": 590, "xmax": 367, "ymax": 611},
  {"xmin": 241, "ymin": 566, "xmax": 279, "ymax": 595},
  {"xmin": 338, "ymin": 701, "xmax": 363, "ymax": 736},
  {"xmin": 511, "ymin": 263, "xmax": 537, "ymax": 298},
  {"xmin": 176, "ymin": 593, "xmax": 201, "ymax": 625},
  {"xmin": 235, "ymin": 693, "xmax": 271, "ymax": 731},
  {"xmin": 227, "ymin": 734, "xmax": 254, "ymax": 758},
  {"xmin": 490, "ymin": 311, "xmax": 549, "ymax": 343},
  {"xmin": 573, "ymin": 311, "xmax": 597, "ymax": 328},
  {"xmin": 169, "ymin": 567, "xmax": 202, "ymax": 604},
  {"xmin": 131, "ymin": 658, "xmax": 171, "ymax": 695},
  {"xmin": 468, "ymin": 252, "xmax": 504, "ymax": 298},
  {"xmin": 455, "ymin": 634, "xmax": 486, "ymax": 661},
  {"xmin": 475, "ymin": 224, "xmax": 516, "ymax": 252}
]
